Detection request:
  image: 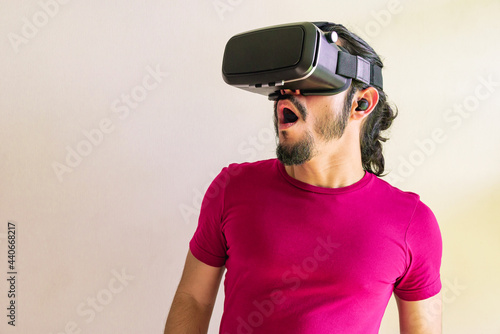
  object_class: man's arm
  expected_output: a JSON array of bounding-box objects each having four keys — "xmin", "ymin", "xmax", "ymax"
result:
[
  {"xmin": 395, "ymin": 292, "xmax": 442, "ymax": 334},
  {"xmin": 164, "ymin": 250, "xmax": 225, "ymax": 334}
]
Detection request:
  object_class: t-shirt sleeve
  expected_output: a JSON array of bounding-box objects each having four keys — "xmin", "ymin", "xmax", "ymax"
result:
[
  {"xmin": 394, "ymin": 200, "xmax": 443, "ymax": 301},
  {"xmin": 188, "ymin": 167, "xmax": 229, "ymax": 267}
]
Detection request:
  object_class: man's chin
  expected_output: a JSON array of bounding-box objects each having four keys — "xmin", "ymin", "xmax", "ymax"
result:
[
  {"xmin": 275, "ymin": 128, "xmax": 315, "ymax": 165},
  {"xmin": 276, "ymin": 144, "xmax": 312, "ymax": 166}
]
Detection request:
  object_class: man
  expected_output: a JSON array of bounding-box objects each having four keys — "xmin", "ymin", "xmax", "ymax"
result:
[{"xmin": 164, "ymin": 22, "xmax": 442, "ymax": 334}]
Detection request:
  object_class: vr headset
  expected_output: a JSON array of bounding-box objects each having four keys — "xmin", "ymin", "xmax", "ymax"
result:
[{"xmin": 222, "ymin": 22, "xmax": 383, "ymax": 100}]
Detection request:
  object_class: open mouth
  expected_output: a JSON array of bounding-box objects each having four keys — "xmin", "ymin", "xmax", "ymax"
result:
[{"xmin": 282, "ymin": 107, "xmax": 299, "ymax": 124}]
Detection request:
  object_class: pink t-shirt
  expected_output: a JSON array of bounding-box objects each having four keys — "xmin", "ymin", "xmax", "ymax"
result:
[{"xmin": 189, "ymin": 159, "xmax": 442, "ymax": 334}]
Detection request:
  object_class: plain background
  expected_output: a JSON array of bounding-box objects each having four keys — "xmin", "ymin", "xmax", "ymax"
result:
[{"xmin": 1, "ymin": 0, "xmax": 499, "ymax": 333}]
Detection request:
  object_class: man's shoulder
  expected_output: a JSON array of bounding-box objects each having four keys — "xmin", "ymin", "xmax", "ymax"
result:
[
  {"xmin": 368, "ymin": 175, "xmax": 440, "ymax": 228},
  {"xmin": 210, "ymin": 159, "xmax": 277, "ymax": 191},
  {"xmin": 371, "ymin": 173, "xmax": 422, "ymax": 209},
  {"xmin": 224, "ymin": 158, "xmax": 277, "ymax": 177}
]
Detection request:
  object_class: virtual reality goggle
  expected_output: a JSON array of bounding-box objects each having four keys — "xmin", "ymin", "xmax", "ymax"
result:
[{"xmin": 222, "ymin": 22, "xmax": 383, "ymax": 100}]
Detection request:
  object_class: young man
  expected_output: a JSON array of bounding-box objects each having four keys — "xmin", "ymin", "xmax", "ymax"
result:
[{"xmin": 164, "ymin": 22, "xmax": 442, "ymax": 334}]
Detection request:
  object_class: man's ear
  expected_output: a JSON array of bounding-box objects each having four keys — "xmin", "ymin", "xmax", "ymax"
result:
[{"xmin": 351, "ymin": 87, "xmax": 380, "ymax": 120}]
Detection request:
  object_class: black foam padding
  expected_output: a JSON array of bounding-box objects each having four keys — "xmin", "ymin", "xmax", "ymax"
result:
[{"xmin": 336, "ymin": 51, "xmax": 383, "ymax": 90}]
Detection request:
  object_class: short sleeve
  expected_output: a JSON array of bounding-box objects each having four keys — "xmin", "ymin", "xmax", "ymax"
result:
[
  {"xmin": 394, "ymin": 201, "xmax": 443, "ymax": 301},
  {"xmin": 189, "ymin": 167, "xmax": 229, "ymax": 267}
]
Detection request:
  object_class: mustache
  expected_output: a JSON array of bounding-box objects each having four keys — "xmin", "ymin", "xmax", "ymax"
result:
[{"xmin": 273, "ymin": 94, "xmax": 308, "ymax": 121}]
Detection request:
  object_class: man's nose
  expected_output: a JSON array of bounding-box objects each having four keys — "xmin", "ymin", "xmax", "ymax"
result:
[{"xmin": 280, "ymin": 89, "xmax": 301, "ymax": 96}]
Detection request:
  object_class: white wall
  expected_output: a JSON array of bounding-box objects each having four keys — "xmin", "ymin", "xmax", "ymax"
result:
[{"xmin": 0, "ymin": 0, "xmax": 499, "ymax": 333}]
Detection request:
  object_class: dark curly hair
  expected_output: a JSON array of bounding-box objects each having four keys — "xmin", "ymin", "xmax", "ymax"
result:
[{"xmin": 319, "ymin": 23, "xmax": 398, "ymax": 176}]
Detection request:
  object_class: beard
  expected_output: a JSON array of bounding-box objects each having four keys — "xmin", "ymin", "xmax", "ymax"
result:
[
  {"xmin": 274, "ymin": 93, "xmax": 351, "ymax": 166},
  {"xmin": 275, "ymin": 129, "xmax": 316, "ymax": 165}
]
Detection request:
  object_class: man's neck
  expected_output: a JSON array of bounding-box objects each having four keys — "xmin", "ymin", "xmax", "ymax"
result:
[{"xmin": 284, "ymin": 150, "xmax": 365, "ymax": 189}]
